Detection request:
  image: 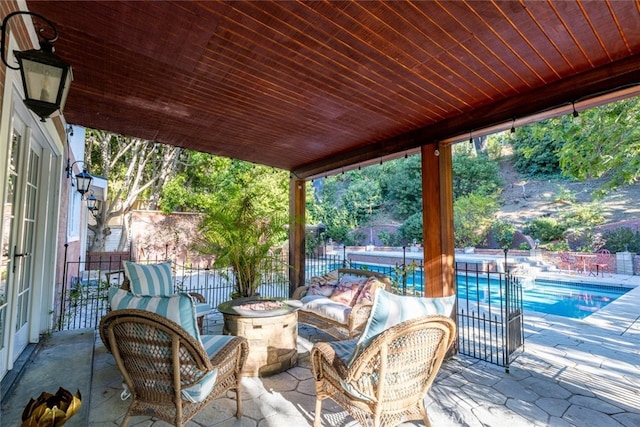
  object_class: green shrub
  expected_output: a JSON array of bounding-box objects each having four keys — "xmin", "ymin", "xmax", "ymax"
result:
[
  {"xmin": 377, "ymin": 230, "xmax": 401, "ymax": 246},
  {"xmin": 523, "ymin": 217, "xmax": 566, "ymax": 243},
  {"xmin": 452, "ymin": 153, "xmax": 502, "ymax": 199},
  {"xmin": 398, "ymin": 212, "xmax": 423, "ymax": 244},
  {"xmin": 490, "ymin": 219, "xmax": 515, "ymax": 249},
  {"xmin": 561, "ymin": 203, "xmax": 604, "ymax": 234},
  {"xmin": 454, "ymin": 194, "xmax": 498, "ymax": 248},
  {"xmin": 602, "ymin": 227, "xmax": 640, "ymax": 253}
]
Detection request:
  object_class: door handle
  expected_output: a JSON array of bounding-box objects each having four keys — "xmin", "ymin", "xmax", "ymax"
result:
[{"xmin": 12, "ymin": 245, "xmax": 30, "ymax": 273}]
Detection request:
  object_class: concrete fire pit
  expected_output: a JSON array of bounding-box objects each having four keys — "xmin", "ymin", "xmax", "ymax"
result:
[{"xmin": 217, "ymin": 298, "xmax": 302, "ymax": 377}]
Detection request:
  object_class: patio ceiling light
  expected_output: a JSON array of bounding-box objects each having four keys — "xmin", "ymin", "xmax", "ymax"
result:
[{"xmin": 1, "ymin": 11, "xmax": 72, "ymax": 121}]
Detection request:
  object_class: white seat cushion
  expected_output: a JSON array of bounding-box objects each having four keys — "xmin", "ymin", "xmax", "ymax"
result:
[{"xmin": 300, "ymin": 295, "xmax": 351, "ymax": 325}]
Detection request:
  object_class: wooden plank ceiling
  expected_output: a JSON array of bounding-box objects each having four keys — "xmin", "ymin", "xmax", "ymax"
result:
[{"xmin": 24, "ymin": 1, "xmax": 640, "ymax": 178}]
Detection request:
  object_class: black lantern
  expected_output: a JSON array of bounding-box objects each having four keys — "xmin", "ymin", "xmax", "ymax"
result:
[
  {"xmin": 86, "ymin": 193, "xmax": 98, "ymax": 211},
  {"xmin": 66, "ymin": 159, "xmax": 93, "ymax": 198},
  {"xmin": 1, "ymin": 11, "xmax": 72, "ymax": 121},
  {"xmin": 74, "ymin": 169, "xmax": 93, "ymax": 197}
]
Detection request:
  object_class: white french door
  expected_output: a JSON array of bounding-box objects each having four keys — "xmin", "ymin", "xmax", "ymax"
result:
[{"xmin": 0, "ymin": 114, "xmax": 41, "ymax": 377}]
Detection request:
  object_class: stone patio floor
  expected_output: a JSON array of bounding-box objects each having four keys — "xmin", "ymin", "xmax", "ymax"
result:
[{"xmin": 2, "ymin": 272, "xmax": 640, "ymax": 426}]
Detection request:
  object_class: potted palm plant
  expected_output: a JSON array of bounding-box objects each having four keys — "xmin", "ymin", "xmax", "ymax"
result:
[{"xmin": 193, "ymin": 191, "xmax": 287, "ymax": 298}]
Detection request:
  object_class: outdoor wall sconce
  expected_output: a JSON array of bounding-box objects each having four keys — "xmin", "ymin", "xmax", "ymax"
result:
[
  {"xmin": 66, "ymin": 159, "xmax": 93, "ymax": 198},
  {"xmin": 0, "ymin": 11, "xmax": 72, "ymax": 121},
  {"xmin": 86, "ymin": 193, "xmax": 101, "ymax": 220}
]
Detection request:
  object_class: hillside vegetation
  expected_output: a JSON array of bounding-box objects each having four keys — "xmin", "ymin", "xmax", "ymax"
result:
[{"xmin": 307, "ymin": 96, "xmax": 640, "ymax": 253}]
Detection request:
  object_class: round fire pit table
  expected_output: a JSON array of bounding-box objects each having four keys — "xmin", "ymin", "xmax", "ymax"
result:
[{"xmin": 217, "ymin": 297, "xmax": 302, "ymax": 377}]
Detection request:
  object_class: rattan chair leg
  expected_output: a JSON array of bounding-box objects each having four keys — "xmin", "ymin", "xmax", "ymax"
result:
[
  {"xmin": 313, "ymin": 397, "xmax": 323, "ymax": 427},
  {"xmin": 236, "ymin": 383, "xmax": 243, "ymax": 417}
]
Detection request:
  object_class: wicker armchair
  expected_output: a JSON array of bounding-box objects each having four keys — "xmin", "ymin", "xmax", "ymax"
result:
[
  {"xmin": 99, "ymin": 309, "xmax": 248, "ymax": 427},
  {"xmin": 293, "ymin": 269, "xmax": 392, "ymax": 340},
  {"xmin": 311, "ymin": 315, "xmax": 456, "ymax": 427},
  {"xmin": 113, "ymin": 268, "xmax": 211, "ymax": 333}
]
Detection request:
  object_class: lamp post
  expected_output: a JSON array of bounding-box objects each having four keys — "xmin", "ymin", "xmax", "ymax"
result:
[{"xmin": 1, "ymin": 11, "xmax": 72, "ymax": 121}]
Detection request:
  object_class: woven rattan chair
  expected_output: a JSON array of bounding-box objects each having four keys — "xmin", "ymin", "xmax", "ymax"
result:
[
  {"xmin": 99, "ymin": 309, "xmax": 248, "ymax": 427},
  {"xmin": 293, "ymin": 269, "xmax": 392, "ymax": 340},
  {"xmin": 115, "ymin": 269, "xmax": 211, "ymax": 333},
  {"xmin": 311, "ymin": 315, "xmax": 456, "ymax": 427}
]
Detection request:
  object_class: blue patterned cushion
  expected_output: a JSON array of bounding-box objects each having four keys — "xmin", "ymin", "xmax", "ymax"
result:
[
  {"xmin": 348, "ymin": 290, "xmax": 455, "ymax": 367},
  {"xmin": 182, "ymin": 369, "xmax": 218, "ymax": 403},
  {"xmin": 123, "ymin": 261, "xmax": 173, "ymax": 296},
  {"xmin": 180, "ymin": 335, "xmax": 238, "ymax": 402},
  {"xmin": 327, "ymin": 339, "xmax": 358, "ymax": 363},
  {"xmin": 200, "ymin": 335, "xmax": 237, "ymax": 358},
  {"xmin": 109, "ymin": 288, "xmax": 200, "ymax": 340}
]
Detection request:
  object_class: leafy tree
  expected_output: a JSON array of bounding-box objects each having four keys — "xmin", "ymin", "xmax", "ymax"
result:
[
  {"xmin": 452, "ymin": 152, "xmax": 502, "ymax": 199},
  {"xmin": 192, "ymin": 191, "xmax": 287, "ymax": 298},
  {"xmin": 85, "ymin": 130, "xmax": 183, "ymax": 251},
  {"xmin": 453, "ymin": 193, "xmax": 498, "ymax": 248},
  {"xmin": 511, "ymin": 120, "xmax": 564, "ymax": 177},
  {"xmin": 490, "ymin": 219, "xmax": 515, "ymax": 250},
  {"xmin": 558, "ymin": 97, "xmax": 640, "ymax": 196},
  {"xmin": 161, "ymin": 154, "xmax": 288, "ymax": 215},
  {"xmin": 398, "ymin": 212, "xmax": 423, "ymax": 243},
  {"xmin": 523, "ymin": 217, "xmax": 566, "ymax": 243},
  {"xmin": 381, "ymin": 155, "xmax": 423, "ymax": 218}
]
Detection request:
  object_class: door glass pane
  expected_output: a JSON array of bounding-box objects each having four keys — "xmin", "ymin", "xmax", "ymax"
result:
[{"xmin": 0, "ymin": 130, "xmax": 20, "ymax": 351}]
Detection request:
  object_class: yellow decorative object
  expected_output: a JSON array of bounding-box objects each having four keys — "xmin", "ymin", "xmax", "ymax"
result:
[{"xmin": 21, "ymin": 387, "xmax": 81, "ymax": 427}]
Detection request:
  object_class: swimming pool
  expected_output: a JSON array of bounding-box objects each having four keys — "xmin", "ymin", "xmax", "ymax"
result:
[{"xmin": 346, "ymin": 262, "xmax": 631, "ymax": 319}]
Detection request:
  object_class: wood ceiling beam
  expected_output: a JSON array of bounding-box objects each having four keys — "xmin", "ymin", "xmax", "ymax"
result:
[{"xmin": 293, "ymin": 53, "xmax": 640, "ymax": 180}]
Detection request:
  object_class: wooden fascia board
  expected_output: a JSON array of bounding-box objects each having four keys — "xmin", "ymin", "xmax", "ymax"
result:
[{"xmin": 293, "ymin": 53, "xmax": 640, "ymax": 180}]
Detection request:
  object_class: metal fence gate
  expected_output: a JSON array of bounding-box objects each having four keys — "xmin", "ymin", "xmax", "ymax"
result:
[{"xmin": 56, "ymin": 247, "xmax": 524, "ymax": 369}]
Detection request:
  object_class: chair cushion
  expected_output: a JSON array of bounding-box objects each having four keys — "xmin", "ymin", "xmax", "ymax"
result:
[
  {"xmin": 181, "ymin": 369, "xmax": 218, "ymax": 403},
  {"xmin": 180, "ymin": 335, "xmax": 238, "ymax": 403},
  {"xmin": 325, "ymin": 340, "xmax": 376, "ymax": 403},
  {"xmin": 307, "ymin": 281, "xmax": 337, "ymax": 297},
  {"xmin": 306, "ymin": 271, "xmax": 339, "ymax": 297},
  {"xmin": 123, "ymin": 260, "xmax": 173, "ymax": 296},
  {"xmin": 329, "ymin": 281, "xmax": 362, "ymax": 306},
  {"xmin": 109, "ymin": 288, "xmax": 200, "ymax": 340},
  {"xmin": 348, "ymin": 290, "xmax": 455, "ymax": 367},
  {"xmin": 195, "ymin": 302, "xmax": 212, "ymax": 318},
  {"xmin": 300, "ymin": 295, "xmax": 351, "ymax": 325},
  {"xmin": 354, "ymin": 276, "xmax": 383, "ymax": 305},
  {"xmin": 200, "ymin": 334, "xmax": 237, "ymax": 358}
]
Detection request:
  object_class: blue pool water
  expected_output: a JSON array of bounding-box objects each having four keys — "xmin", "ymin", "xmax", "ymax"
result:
[{"xmin": 345, "ymin": 262, "xmax": 631, "ymax": 319}]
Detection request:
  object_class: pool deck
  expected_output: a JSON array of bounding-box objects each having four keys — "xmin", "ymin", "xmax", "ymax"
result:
[{"xmin": 2, "ymin": 271, "xmax": 640, "ymax": 426}]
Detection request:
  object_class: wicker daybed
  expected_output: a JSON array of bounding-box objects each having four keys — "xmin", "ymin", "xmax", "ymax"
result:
[{"xmin": 292, "ymin": 268, "xmax": 392, "ymax": 340}]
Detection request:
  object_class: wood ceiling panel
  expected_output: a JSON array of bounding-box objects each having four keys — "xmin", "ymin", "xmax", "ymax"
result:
[{"xmin": 21, "ymin": 0, "xmax": 640, "ymax": 175}]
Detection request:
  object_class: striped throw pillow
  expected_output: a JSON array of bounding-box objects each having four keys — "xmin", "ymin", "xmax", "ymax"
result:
[
  {"xmin": 348, "ymin": 289, "xmax": 455, "ymax": 367},
  {"xmin": 123, "ymin": 261, "xmax": 173, "ymax": 296},
  {"xmin": 109, "ymin": 288, "xmax": 200, "ymax": 340}
]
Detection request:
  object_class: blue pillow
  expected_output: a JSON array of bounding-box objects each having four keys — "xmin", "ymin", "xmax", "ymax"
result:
[
  {"xmin": 123, "ymin": 261, "xmax": 173, "ymax": 296},
  {"xmin": 109, "ymin": 288, "xmax": 200, "ymax": 340},
  {"xmin": 348, "ymin": 290, "xmax": 455, "ymax": 367}
]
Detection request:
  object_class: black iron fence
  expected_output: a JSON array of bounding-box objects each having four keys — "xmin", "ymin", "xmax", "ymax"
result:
[{"xmin": 56, "ymin": 247, "xmax": 524, "ymax": 369}]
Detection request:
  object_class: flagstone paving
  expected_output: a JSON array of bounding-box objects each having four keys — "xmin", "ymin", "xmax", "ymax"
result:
[{"xmin": 3, "ymin": 272, "xmax": 640, "ymax": 426}]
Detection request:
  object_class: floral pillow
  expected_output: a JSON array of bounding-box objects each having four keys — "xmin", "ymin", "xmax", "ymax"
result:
[
  {"xmin": 329, "ymin": 282, "xmax": 362, "ymax": 305},
  {"xmin": 307, "ymin": 271, "xmax": 339, "ymax": 297},
  {"xmin": 354, "ymin": 277, "xmax": 383, "ymax": 305},
  {"xmin": 329, "ymin": 275, "xmax": 368, "ymax": 306}
]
